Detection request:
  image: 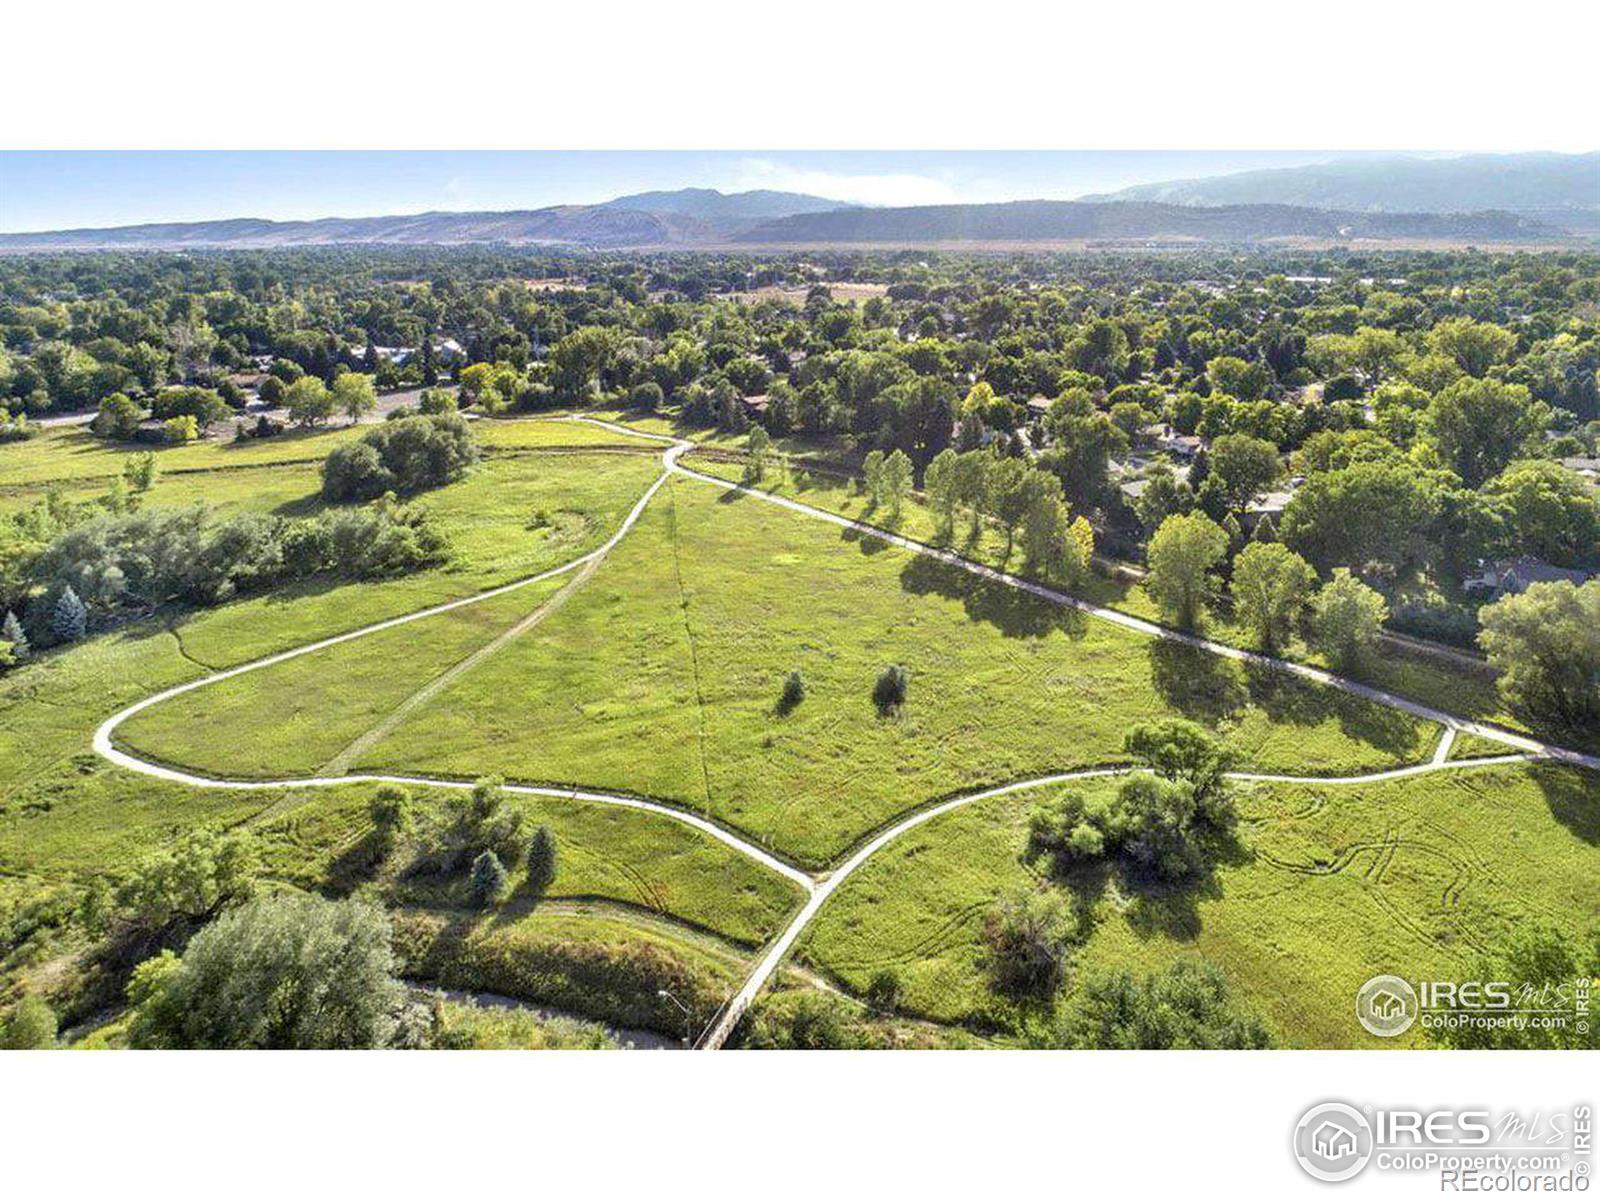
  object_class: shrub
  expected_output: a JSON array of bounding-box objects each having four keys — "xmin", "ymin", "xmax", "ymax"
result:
[
  {"xmin": 161, "ymin": 414, "xmax": 198, "ymax": 444},
  {"xmin": 1042, "ymin": 960, "xmax": 1275, "ymax": 1049},
  {"xmin": 419, "ymin": 777, "xmax": 526, "ymax": 877},
  {"xmin": 873, "ymin": 663, "xmax": 909, "ymax": 714},
  {"xmin": 525, "ymin": 826, "xmax": 558, "ymax": 893},
  {"xmin": 322, "ymin": 413, "xmax": 478, "ymax": 501},
  {"xmin": 865, "ymin": 969, "xmax": 904, "ymax": 1012},
  {"xmin": 779, "ymin": 669, "xmax": 806, "ymax": 712},
  {"xmin": 91, "ymin": 393, "xmax": 144, "ymax": 440},
  {"xmin": 981, "ymin": 889, "xmax": 1078, "ymax": 998},
  {"xmin": 1028, "ymin": 720, "xmax": 1237, "ymax": 883},
  {"xmin": 742, "ymin": 991, "xmax": 864, "ymax": 1049},
  {"xmin": 0, "ymin": 994, "xmax": 58, "ymax": 1049},
  {"xmin": 128, "ymin": 894, "xmax": 403, "ymax": 1049},
  {"xmin": 416, "ymin": 388, "xmax": 457, "ymax": 415}
]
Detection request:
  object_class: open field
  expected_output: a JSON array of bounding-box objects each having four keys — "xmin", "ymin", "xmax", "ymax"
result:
[
  {"xmin": 0, "ymin": 450, "xmax": 666, "ymax": 801},
  {"xmin": 342, "ymin": 476, "xmax": 1434, "ymax": 866},
  {"xmin": 7, "ymin": 415, "xmax": 1594, "ymax": 1049},
  {"xmin": 681, "ymin": 450, "xmax": 1526, "ymax": 735},
  {"xmin": 797, "ymin": 760, "xmax": 1598, "ymax": 1046}
]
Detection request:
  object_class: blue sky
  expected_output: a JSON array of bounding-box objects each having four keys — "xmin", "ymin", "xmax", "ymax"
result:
[{"xmin": 0, "ymin": 150, "xmax": 1405, "ymax": 233}]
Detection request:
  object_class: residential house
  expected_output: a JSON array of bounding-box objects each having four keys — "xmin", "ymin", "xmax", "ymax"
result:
[{"xmin": 1464, "ymin": 556, "xmax": 1593, "ymax": 598}]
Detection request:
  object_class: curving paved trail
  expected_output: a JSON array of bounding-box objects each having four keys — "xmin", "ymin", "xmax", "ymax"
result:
[{"xmin": 87, "ymin": 416, "xmax": 1594, "ymax": 1049}]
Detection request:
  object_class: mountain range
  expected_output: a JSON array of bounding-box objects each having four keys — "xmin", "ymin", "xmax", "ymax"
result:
[
  {"xmin": 1083, "ymin": 152, "xmax": 1600, "ymax": 233},
  {"xmin": 3, "ymin": 153, "xmax": 1594, "ymax": 251}
]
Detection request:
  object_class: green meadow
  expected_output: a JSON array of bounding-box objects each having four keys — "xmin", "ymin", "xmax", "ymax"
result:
[
  {"xmin": 345, "ymin": 476, "xmax": 1433, "ymax": 865},
  {"xmin": 796, "ymin": 761, "xmax": 1597, "ymax": 1046}
]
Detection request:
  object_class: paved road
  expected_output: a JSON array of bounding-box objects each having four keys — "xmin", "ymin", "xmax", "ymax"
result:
[{"xmin": 85, "ymin": 416, "xmax": 1595, "ymax": 1049}]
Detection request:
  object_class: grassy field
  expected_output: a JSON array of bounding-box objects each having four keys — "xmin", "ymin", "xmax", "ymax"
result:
[
  {"xmin": 116, "ymin": 576, "xmax": 573, "ymax": 777},
  {"xmin": 251, "ymin": 784, "xmax": 803, "ymax": 949},
  {"xmin": 681, "ymin": 450, "xmax": 1527, "ymax": 737},
  {"xmin": 0, "ymin": 415, "xmax": 650, "ymax": 487},
  {"xmin": 344, "ymin": 476, "xmax": 1433, "ymax": 866},
  {"xmin": 13, "ymin": 409, "xmax": 1591, "ymax": 1050},
  {"xmin": 0, "ymin": 451, "xmax": 665, "ymax": 804},
  {"xmin": 797, "ymin": 760, "xmax": 1598, "ymax": 1046}
]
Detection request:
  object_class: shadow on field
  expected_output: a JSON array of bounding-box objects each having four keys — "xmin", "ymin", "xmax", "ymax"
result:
[
  {"xmin": 1243, "ymin": 663, "xmax": 1422, "ymax": 759},
  {"xmin": 842, "ymin": 523, "xmax": 894, "ymax": 555},
  {"xmin": 899, "ymin": 554, "xmax": 1086, "ymax": 640},
  {"xmin": 1147, "ymin": 641, "xmax": 1245, "ymax": 723},
  {"xmin": 1531, "ymin": 765, "xmax": 1600, "ymax": 845}
]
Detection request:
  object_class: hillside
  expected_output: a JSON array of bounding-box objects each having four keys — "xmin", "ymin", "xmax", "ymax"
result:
[
  {"xmin": 1, "ymin": 194, "xmax": 1565, "ymax": 252},
  {"xmin": 734, "ymin": 199, "xmax": 1559, "ymax": 244},
  {"xmin": 0, "ymin": 205, "xmax": 711, "ymax": 251},
  {"xmin": 600, "ymin": 187, "xmax": 855, "ymax": 227},
  {"xmin": 1084, "ymin": 152, "xmax": 1600, "ymax": 229}
]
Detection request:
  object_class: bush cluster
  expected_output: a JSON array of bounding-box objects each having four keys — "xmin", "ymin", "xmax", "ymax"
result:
[
  {"xmin": 321, "ymin": 412, "xmax": 478, "ymax": 501},
  {"xmin": 13, "ymin": 496, "xmax": 445, "ymax": 641}
]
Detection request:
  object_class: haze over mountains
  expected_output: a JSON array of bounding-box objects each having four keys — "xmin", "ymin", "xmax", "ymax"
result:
[
  {"xmin": 2, "ymin": 153, "xmax": 1594, "ymax": 250},
  {"xmin": 1084, "ymin": 152, "xmax": 1600, "ymax": 233}
]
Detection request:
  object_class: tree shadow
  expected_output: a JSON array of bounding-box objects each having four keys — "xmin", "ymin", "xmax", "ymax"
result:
[
  {"xmin": 1530, "ymin": 763, "xmax": 1600, "ymax": 845},
  {"xmin": 899, "ymin": 554, "xmax": 1086, "ymax": 640},
  {"xmin": 1243, "ymin": 662, "xmax": 1422, "ymax": 759},
  {"xmin": 841, "ymin": 524, "xmax": 893, "ymax": 555},
  {"xmin": 1146, "ymin": 640, "xmax": 1247, "ymax": 724}
]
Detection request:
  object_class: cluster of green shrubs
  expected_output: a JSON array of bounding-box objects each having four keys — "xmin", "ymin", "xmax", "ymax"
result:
[
  {"xmin": 12, "ymin": 496, "xmax": 446, "ymax": 640},
  {"xmin": 1027, "ymin": 720, "xmax": 1238, "ymax": 883},
  {"xmin": 321, "ymin": 412, "xmax": 478, "ymax": 501}
]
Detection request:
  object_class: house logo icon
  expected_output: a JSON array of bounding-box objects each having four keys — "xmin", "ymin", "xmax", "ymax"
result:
[
  {"xmin": 1293, "ymin": 1101, "xmax": 1375, "ymax": 1183},
  {"xmin": 1356, "ymin": 974, "xmax": 1418, "ymax": 1037}
]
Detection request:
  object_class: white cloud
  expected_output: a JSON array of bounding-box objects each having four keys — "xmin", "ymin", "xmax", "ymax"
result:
[{"xmin": 730, "ymin": 158, "xmax": 959, "ymax": 207}]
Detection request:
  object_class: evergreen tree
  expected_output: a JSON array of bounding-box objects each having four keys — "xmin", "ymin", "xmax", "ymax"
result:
[
  {"xmin": 469, "ymin": 850, "xmax": 509, "ymax": 908},
  {"xmin": 51, "ymin": 587, "xmax": 87, "ymax": 644},
  {"xmin": 525, "ymin": 826, "xmax": 558, "ymax": 893},
  {"xmin": 2, "ymin": 610, "xmax": 28, "ymax": 660}
]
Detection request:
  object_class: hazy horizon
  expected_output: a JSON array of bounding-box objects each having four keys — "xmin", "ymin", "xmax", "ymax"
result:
[{"xmin": 0, "ymin": 149, "xmax": 1506, "ymax": 234}]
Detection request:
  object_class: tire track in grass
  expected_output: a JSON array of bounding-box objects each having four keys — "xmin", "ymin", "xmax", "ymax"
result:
[{"xmin": 664, "ymin": 480, "xmax": 716, "ymax": 819}]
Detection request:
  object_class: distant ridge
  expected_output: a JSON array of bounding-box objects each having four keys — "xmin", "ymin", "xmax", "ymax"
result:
[
  {"xmin": 0, "ymin": 194, "xmax": 1568, "ymax": 251},
  {"xmin": 599, "ymin": 187, "xmax": 857, "ymax": 224},
  {"xmin": 0, "ymin": 188, "xmax": 858, "ymax": 251},
  {"xmin": 732, "ymin": 199, "xmax": 1559, "ymax": 244},
  {"xmin": 1082, "ymin": 152, "xmax": 1600, "ymax": 233}
]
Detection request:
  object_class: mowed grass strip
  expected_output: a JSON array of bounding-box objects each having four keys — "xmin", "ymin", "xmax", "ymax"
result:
[
  {"xmin": 114, "ymin": 576, "xmax": 570, "ymax": 778},
  {"xmin": 356, "ymin": 476, "xmax": 1432, "ymax": 866},
  {"xmin": 798, "ymin": 761, "xmax": 1597, "ymax": 1046}
]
